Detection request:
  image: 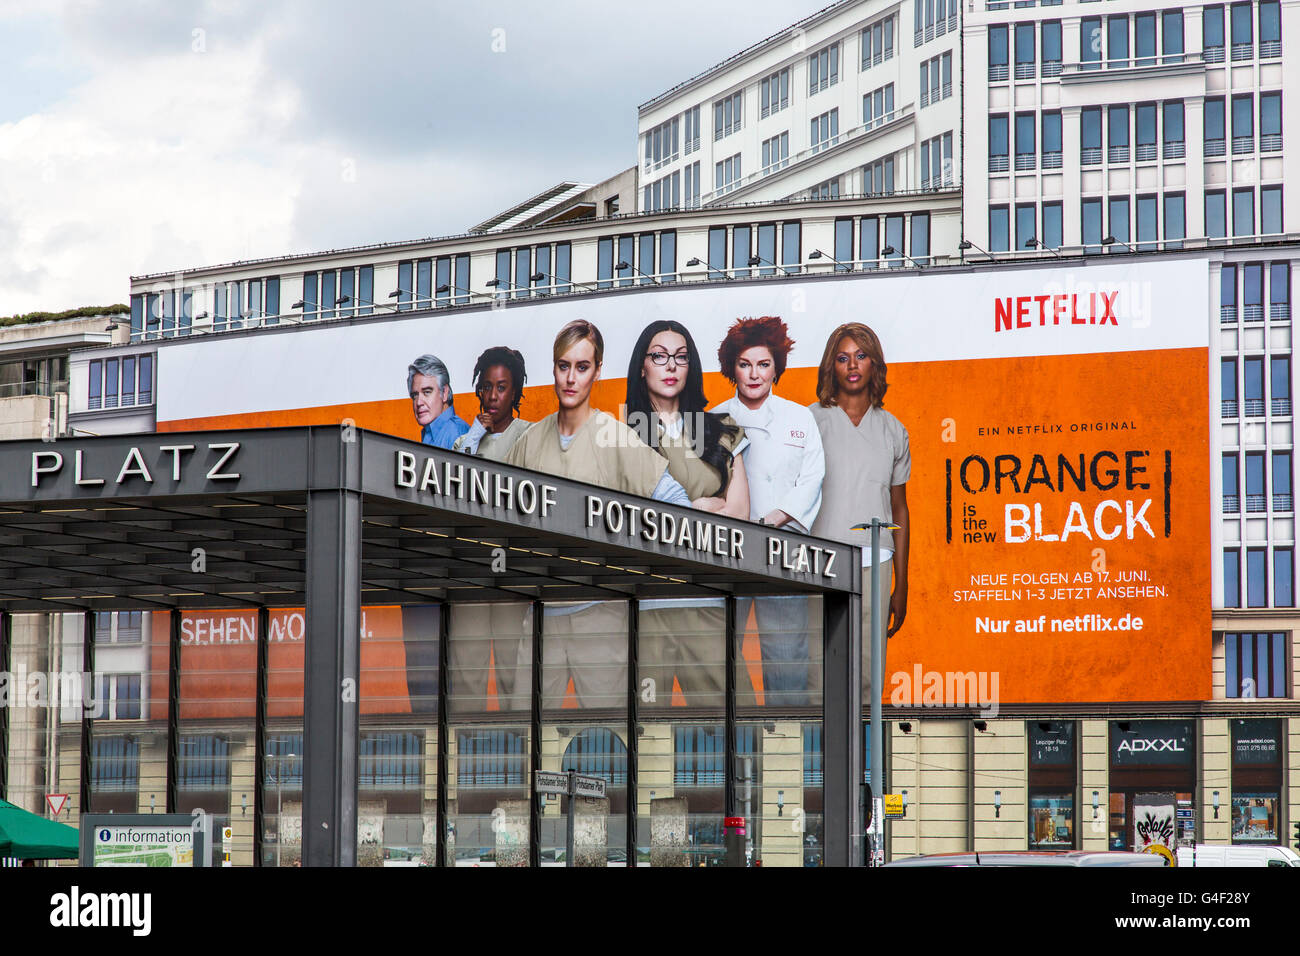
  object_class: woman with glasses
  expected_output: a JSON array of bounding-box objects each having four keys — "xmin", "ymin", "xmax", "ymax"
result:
[{"xmin": 624, "ymin": 320, "xmax": 750, "ymax": 709}]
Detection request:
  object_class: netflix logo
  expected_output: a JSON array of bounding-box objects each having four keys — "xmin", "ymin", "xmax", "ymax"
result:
[{"xmin": 995, "ymin": 291, "xmax": 1119, "ymax": 332}]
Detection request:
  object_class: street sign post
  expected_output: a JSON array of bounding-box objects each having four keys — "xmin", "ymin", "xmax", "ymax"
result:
[{"xmin": 534, "ymin": 769, "xmax": 608, "ymax": 867}]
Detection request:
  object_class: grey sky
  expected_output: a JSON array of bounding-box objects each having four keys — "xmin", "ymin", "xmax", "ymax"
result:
[{"xmin": 0, "ymin": 0, "xmax": 823, "ymax": 312}]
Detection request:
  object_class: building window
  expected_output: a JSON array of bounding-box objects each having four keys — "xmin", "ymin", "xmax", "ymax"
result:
[
  {"xmin": 808, "ymin": 42, "xmax": 840, "ymax": 94},
  {"xmin": 1041, "ymin": 20, "xmax": 1062, "ymax": 75},
  {"xmin": 1163, "ymin": 10, "xmax": 1184, "ymax": 61},
  {"xmin": 861, "ymin": 15, "xmax": 895, "ymax": 69},
  {"xmin": 1136, "ymin": 194, "xmax": 1158, "ymax": 249},
  {"xmin": 1259, "ymin": 0, "xmax": 1280, "ymax": 57},
  {"xmin": 1271, "ymin": 355, "xmax": 1291, "ymax": 414},
  {"xmin": 562, "ymin": 728, "xmax": 628, "ymax": 784},
  {"xmin": 1224, "ymin": 633, "xmax": 1288, "ymax": 696},
  {"xmin": 810, "ymin": 109, "xmax": 839, "ymax": 154},
  {"xmin": 1222, "ymin": 359, "xmax": 1238, "ymax": 417},
  {"xmin": 684, "ymin": 105, "xmax": 701, "ymax": 154},
  {"xmin": 1259, "ymin": 92, "xmax": 1282, "ymax": 152},
  {"xmin": 1135, "ymin": 104, "xmax": 1157, "ymax": 161},
  {"xmin": 1233, "ymin": 187, "xmax": 1255, "ymax": 237},
  {"xmin": 1246, "ymin": 451, "xmax": 1267, "ymax": 513},
  {"xmin": 456, "ymin": 730, "xmax": 525, "ymax": 788},
  {"xmin": 1135, "ymin": 12, "xmax": 1157, "ymax": 65},
  {"xmin": 1273, "ymin": 452, "xmax": 1292, "ymax": 512},
  {"xmin": 714, "ymin": 153, "xmax": 742, "ymax": 195},
  {"xmin": 990, "ymin": 114, "xmax": 1009, "ymax": 172},
  {"xmin": 1261, "ymin": 186, "xmax": 1282, "ymax": 235},
  {"xmin": 1224, "ymin": 549, "xmax": 1241, "ymax": 607},
  {"xmin": 1107, "ymin": 15, "xmax": 1129, "ymax": 66},
  {"xmin": 1244, "ymin": 265, "xmax": 1264, "ymax": 321},
  {"xmin": 1230, "ymin": 1, "xmax": 1253, "ymax": 60},
  {"xmin": 713, "ymin": 90, "xmax": 742, "ymax": 140},
  {"xmin": 860, "ymin": 216, "xmax": 879, "ymax": 266},
  {"xmin": 1108, "ymin": 105, "xmax": 1129, "ymax": 163},
  {"xmin": 643, "ymin": 116, "xmax": 679, "ymax": 171},
  {"xmin": 863, "ymin": 84, "xmax": 895, "ymax": 128},
  {"xmin": 911, "ymin": 212, "xmax": 930, "ymax": 264},
  {"xmin": 732, "ymin": 225, "xmax": 752, "ymax": 279},
  {"xmin": 178, "ymin": 735, "xmax": 230, "ymax": 790},
  {"xmin": 989, "ymin": 24, "xmax": 1009, "ymax": 81},
  {"xmin": 1081, "ymin": 17, "xmax": 1102, "ymax": 69},
  {"xmin": 990, "ymin": 206, "xmax": 1010, "ymax": 252},
  {"xmin": 1015, "ymin": 112, "xmax": 1036, "ymax": 171},
  {"xmin": 707, "ymin": 226, "xmax": 726, "ymax": 280},
  {"xmin": 1082, "ymin": 197, "xmax": 1103, "ymax": 253},
  {"xmin": 1205, "ymin": 97, "xmax": 1226, "ymax": 156},
  {"xmin": 1204, "ymin": 4, "xmax": 1225, "ymax": 61},
  {"xmin": 920, "ymin": 52, "xmax": 952, "ymax": 107},
  {"xmin": 91, "ymin": 736, "xmax": 139, "ymax": 793},
  {"xmin": 1014, "ymin": 23, "xmax": 1035, "ymax": 78},
  {"xmin": 1081, "ymin": 107, "xmax": 1102, "ymax": 165},
  {"xmin": 863, "ymin": 155, "xmax": 894, "ymax": 195},
  {"xmin": 760, "ymin": 68, "xmax": 789, "ymax": 118},
  {"xmin": 1270, "ymin": 264, "xmax": 1291, "ymax": 319},
  {"xmin": 1275, "ymin": 548, "xmax": 1294, "ymax": 605},
  {"xmin": 834, "ymin": 218, "xmax": 853, "ymax": 272},
  {"xmin": 359, "ymin": 732, "xmax": 422, "ymax": 789},
  {"xmin": 674, "ymin": 725, "xmax": 725, "ymax": 786},
  {"xmin": 1244, "ymin": 355, "xmax": 1264, "ymax": 413},
  {"xmin": 808, "ymin": 178, "xmax": 840, "ymax": 201},
  {"xmin": 921, "ymin": 132, "xmax": 953, "ymax": 189},
  {"xmin": 1108, "ymin": 196, "xmax": 1130, "ymax": 245},
  {"xmin": 644, "ymin": 170, "xmax": 681, "ymax": 212},
  {"xmin": 684, "ymin": 161, "xmax": 701, "ymax": 209},
  {"xmin": 1016, "ymin": 204, "xmax": 1036, "ymax": 253},
  {"xmin": 1164, "ymin": 192, "xmax": 1186, "ymax": 247},
  {"xmin": 1043, "ymin": 202, "xmax": 1063, "ymax": 249},
  {"xmin": 1246, "ymin": 547, "xmax": 1267, "ymax": 607},
  {"xmin": 1224, "ymin": 452, "xmax": 1240, "ymax": 511},
  {"xmin": 1162, "ymin": 100, "xmax": 1185, "ymax": 159},
  {"xmin": 781, "ymin": 221, "xmax": 802, "ymax": 275},
  {"xmin": 761, "ymin": 132, "xmax": 789, "ymax": 174},
  {"xmin": 1232, "ymin": 93, "xmax": 1255, "ymax": 154},
  {"xmin": 1206, "ymin": 191, "xmax": 1227, "ymax": 238},
  {"xmin": 1041, "ymin": 111, "xmax": 1062, "ymax": 168}
]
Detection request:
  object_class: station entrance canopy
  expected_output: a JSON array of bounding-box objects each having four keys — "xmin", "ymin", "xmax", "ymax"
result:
[{"xmin": 0, "ymin": 426, "xmax": 863, "ymax": 865}]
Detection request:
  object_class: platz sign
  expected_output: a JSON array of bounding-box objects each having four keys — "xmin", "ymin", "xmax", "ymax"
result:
[{"xmin": 534, "ymin": 770, "xmax": 607, "ymax": 799}]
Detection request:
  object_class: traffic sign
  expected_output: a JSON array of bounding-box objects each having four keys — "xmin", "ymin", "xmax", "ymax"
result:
[
  {"xmin": 883, "ymin": 794, "xmax": 905, "ymax": 817},
  {"xmin": 46, "ymin": 793, "xmax": 68, "ymax": 816},
  {"xmin": 572, "ymin": 775, "xmax": 607, "ymax": 799},
  {"xmin": 534, "ymin": 770, "xmax": 608, "ymax": 798}
]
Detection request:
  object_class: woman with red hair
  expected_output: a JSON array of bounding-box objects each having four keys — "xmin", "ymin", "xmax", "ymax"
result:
[{"xmin": 711, "ymin": 316, "xmax": 825, "ymax": 706}]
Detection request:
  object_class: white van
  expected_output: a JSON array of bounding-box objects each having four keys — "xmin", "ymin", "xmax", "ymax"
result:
[{"xmin": 1175, "ymin": 844, "xmax": 1300, "ymax": 867}]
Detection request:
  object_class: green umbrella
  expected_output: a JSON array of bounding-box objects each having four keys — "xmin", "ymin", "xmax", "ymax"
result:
[{"xmin": 0, "ymin": 798, "xmax": 79, "ymax": 860}]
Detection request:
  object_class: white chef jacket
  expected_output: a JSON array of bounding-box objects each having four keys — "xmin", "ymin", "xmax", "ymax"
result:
[{"xmin": 710, "ymin": 391, "xmax": 824, "ymax": 533}]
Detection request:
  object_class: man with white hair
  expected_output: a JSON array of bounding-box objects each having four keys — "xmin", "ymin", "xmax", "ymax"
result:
[{"xmin": 408, "ymin": 353, "xmax": 469, "ymax": 448}]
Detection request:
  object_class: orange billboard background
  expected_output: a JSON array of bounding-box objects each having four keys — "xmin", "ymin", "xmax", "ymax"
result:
[{"xmin": 157, "ymin": 350, "xmax": 1209, "ymax": 705}]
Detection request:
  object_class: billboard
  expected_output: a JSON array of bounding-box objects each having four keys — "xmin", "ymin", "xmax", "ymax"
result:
[{"xmin": 156, "ymin": 259, "xmax": 1211, "ymax": 704}]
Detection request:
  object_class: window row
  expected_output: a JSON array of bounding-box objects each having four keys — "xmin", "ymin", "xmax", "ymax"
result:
[
  {"xmin": 1224, "ymin": 547, "xmax": 1294, "ymax": 608},
  {"xmin": 301, "ymin": 265, "xmax": 377, "ymax": 317},
  {"xmin": 1080, "ymin": 10, "xmax": 1185, "ymax": 70},
  {"xmin": 990, "ymin": 111, "xmax": 1063, "ymax": 172},
  {"xmin": 643, "ymin": 116, "xmax": 679, "ymax": 171},
  {"xmin": 1205, "ymin": 92, "xmax": 1283, "ymax": 157},
  {"xmin": 862, "ymin": 155, "xmax": 896, "ymax": 196},
  {"xmin": 1222, "ymin": 451, "xmax": 1293, "ymax": 514},
  {"xmin": 808, "ymin": 177, "xmax": 841, "ymax": 201},
  {"xmin": 94, "ymin": 610, "xmax": 144, "ymax": 644},
  {"xmin": 713, "ymin": 90, "xmax": 743, "ymax": 141},
  {"xmin": 715, "ymin": 152, "xmax": 743, "ymax": 195},
  {"xmin": 1223, "ymin": 633, "xmax": 1289, "ymax": 698},
  {"xmin": 761, "ymin": 132, "xmax": 789, "ymax": 174},
  {"xmin": 860, "ymin": 14, "xmax": 895, "ymax": 70},
  {"xmin": 643, "ymin": 170, "xmax": 680, "ymax": 213},
  {"xmin": 915, "ymin": 0, "xmax": 958, "ymax": 46},
  {"xmin": 1206, "ymin": 186, "xmax": 1284, "ymax": 240},
  {"xmin": 596, "ymin": 231, "xmax": 677, "ymax": 288},
  {"xmin": 706, "ymin": 221, "xmax": 802, "ymax": 279},
  {"xmin": 989, "ymin": 20, "xmax": 1062, "ymax": 81},
  {"xmin": 760, "ymin": 67, "xmax": 789, "ymax": 119},
  {"xmin": 491, "ymin": 243, "xmax": 574, "ymax": 298},
  {"xmin": 830, "ymin": 212, "xmax": 932, "ymax": 269},
  {"xmin": 811, "ymin": 108, "xmax": 839, "ymax": 154},
  {"xmin": 87, "ymin": 354, "xmax": 154, "ymax": 410},
  {"xmin": 808, "ymin": 42, "xmax": 839, "ymax": 95},
  {"xmin": 0, "ymin": 355, "xmax": 67, "ymax": 399},
  {"xmin": 1221, "ymin": 263, "xmax": 1292, "ymax": 324},
  {"xmin": 1080, "ymin": 193, "xmax": 1186, "ymax": 251},
  {"xmin": 862, "ymin": 84, "xmax": 895, "ymax": 130},
  {"xmin": 1081, "ymin": 102, "xmax": 1184, "ymax": 166},
  {"xmin": 1203, "ymin": 2, "xmax": 1282, "ymax": 63},
  {"xmin": 919, "ymin": 52, "xmax": 952, "ymax": 107},
  {"xmin": 1220, "ymin": 354, "xmax": 1292, "ymax": 419},
  {"xmin": 990, "ymin": 202, "xmax": 1064, "ymax": 253},
  {"xmin": 920, "ymin": 132, "xmax": 954, "ymax": 190}
]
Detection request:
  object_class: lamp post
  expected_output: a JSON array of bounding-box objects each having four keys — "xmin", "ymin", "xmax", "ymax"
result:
[{"xmin": 851, "ymin": 517, "xmax": 900, "ymax": 866}]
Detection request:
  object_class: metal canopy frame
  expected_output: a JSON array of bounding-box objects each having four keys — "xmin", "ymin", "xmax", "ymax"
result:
[{"xmin": 0, "ymin": 425, "xmax": 862, "ymax": 866}]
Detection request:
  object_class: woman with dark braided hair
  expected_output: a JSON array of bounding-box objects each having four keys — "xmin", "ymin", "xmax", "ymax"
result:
[
  {"xmin": 453, "ymin": 345, "xmax": 531, "ymax": 461},
  {"xmin": 625, "ymin": 320, "xmax": 750, "ymax": 709}
]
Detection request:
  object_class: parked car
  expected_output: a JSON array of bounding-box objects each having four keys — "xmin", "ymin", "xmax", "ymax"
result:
[
  {"xmin": 1175, "ymin": 844, "xmax": 1300, "ymax": 867},
  {"xmin": 884, "ymin": 850, "xmax": 1168, "ymax": 867}
]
